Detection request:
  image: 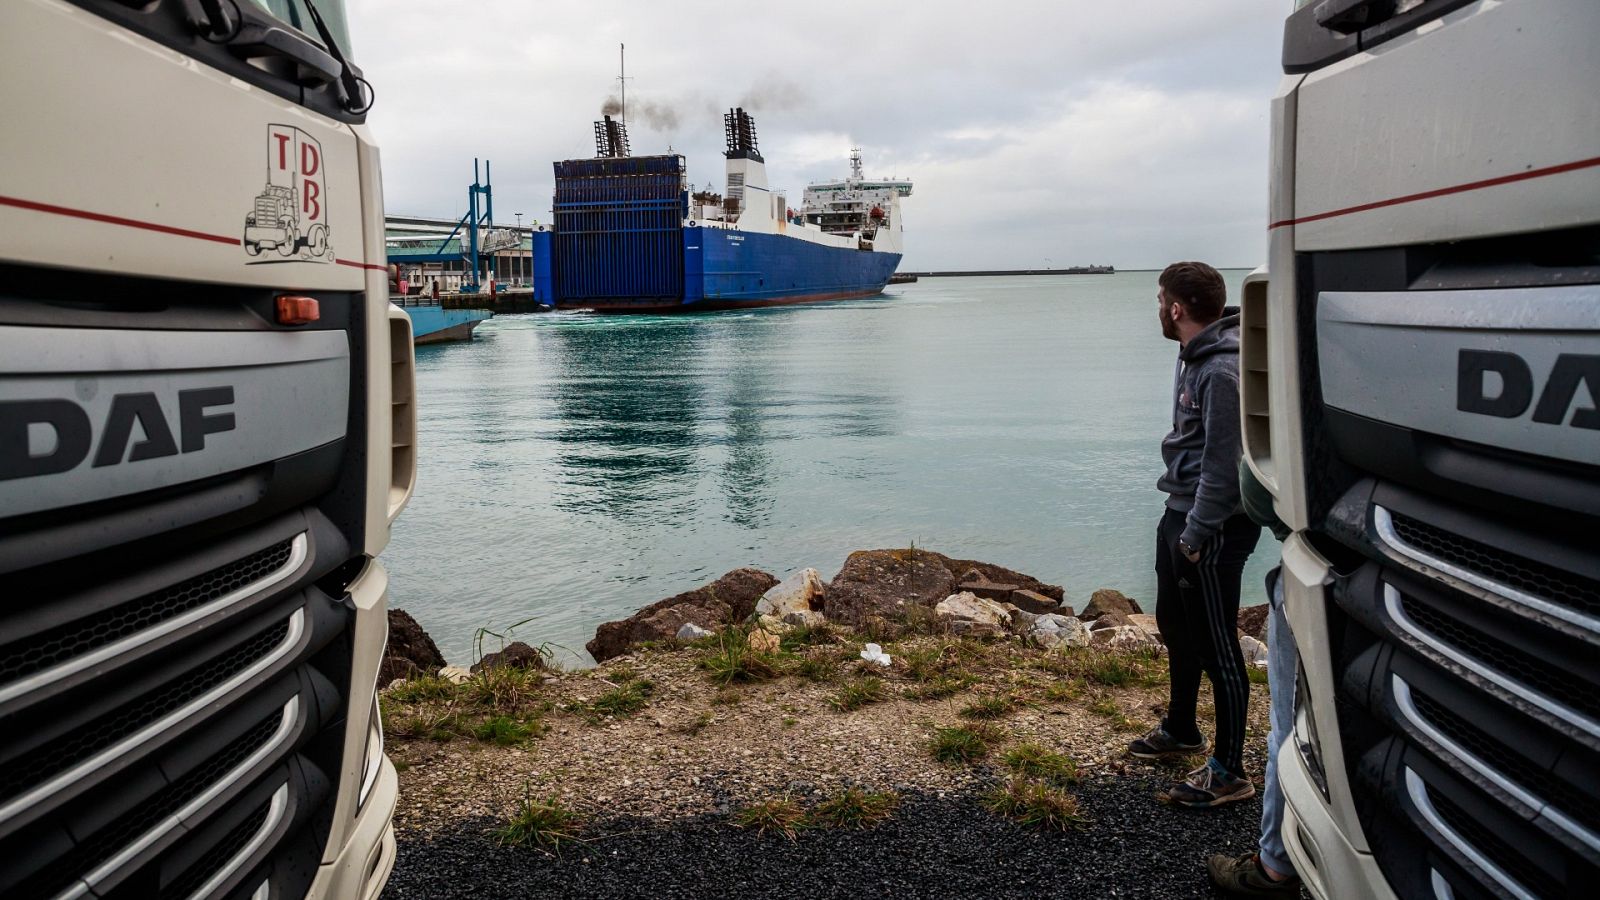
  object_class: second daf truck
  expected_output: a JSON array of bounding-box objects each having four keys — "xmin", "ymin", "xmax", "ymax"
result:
[
  {"xmin": 1246, "ymin": 0, "xmax": 1599, "ymax": 897},
  {"xmin": 1, "ymin": 1, "xmax": 414, "ymax": 897}
]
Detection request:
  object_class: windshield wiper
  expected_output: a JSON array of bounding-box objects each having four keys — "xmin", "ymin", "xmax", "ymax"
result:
[{"xmin": 298, "ymin": 0, "xmax": 374, "ymax": 114}]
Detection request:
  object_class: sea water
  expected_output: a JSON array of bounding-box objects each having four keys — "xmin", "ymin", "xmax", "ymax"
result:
[{"xmin": 387, "ymin": 271, "xmax": 1280, "ymax": 664}]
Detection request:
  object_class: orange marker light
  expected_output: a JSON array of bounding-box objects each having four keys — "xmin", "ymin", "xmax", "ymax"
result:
[{"xmin": 275, "ymin": 295, "xmax": 320, "ymax": 326}]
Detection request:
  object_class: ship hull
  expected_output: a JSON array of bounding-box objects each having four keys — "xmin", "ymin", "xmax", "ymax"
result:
[
  {"xmin": 397, "ymin": 303, "xmax": 493, "ymax": 343},
  {"xmin": 556, "ymin": 228, "xmax": 902, "ymax": 313}
]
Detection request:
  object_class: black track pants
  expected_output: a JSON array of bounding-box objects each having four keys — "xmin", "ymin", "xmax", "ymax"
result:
[{"xmin": 1154, "ymin": 507, "xmax": 1261, "ymax": 777}]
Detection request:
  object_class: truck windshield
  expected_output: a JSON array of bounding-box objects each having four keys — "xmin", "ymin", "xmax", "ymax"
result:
[{"xmin": 244, "ymin": 0, "xmax": 353, "ymax": 58}]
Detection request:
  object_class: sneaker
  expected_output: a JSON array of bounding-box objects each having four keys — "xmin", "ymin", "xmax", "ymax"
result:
[
  {"xmin": 1162, "ymin": 758, "xmax": 1256, "ymax": 808},
  {"xmin": 1207, "ymin": 852, "xmax": 1301, "ymax": 897},
  {"xmin": 1127, "ymin": 725, "xmax": 1206, "ymax": 760}
]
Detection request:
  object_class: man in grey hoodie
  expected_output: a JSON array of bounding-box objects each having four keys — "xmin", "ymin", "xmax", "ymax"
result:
[{"xmin": 1127, "ymin": 261, "xmax": 1261, "ymax": 807}]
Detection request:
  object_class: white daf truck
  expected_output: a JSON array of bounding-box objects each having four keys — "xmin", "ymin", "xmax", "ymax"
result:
[
  {"xmin": 0, "ymin": 2, "xmax": 413, "ymax": 898},
  {"xmin": 1246, "ymin": 0, "xmax": 1600, "ymax": 897}
]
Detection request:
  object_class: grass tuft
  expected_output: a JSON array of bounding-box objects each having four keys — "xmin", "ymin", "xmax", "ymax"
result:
[
  {"xmin": 570, "ymin": 677, "xmax": 654, "ymax": 724},
  {"xmin": 1247, "ymin": 666, "xmax": 1270, "ymax": 685},
  {"xmin": 731, "ymin": 796, "xmax": 807, "ymax": 839},
  {"xmin": 958, "ymin": 695, "xmax": 1016, "ymax": 720},
  {"xmin": 930, "ymin": 723, "xmax": 1005, "ymax": 764},
  {"xmin": 791, "ymin": 653, "xmax": 840, "ymax": 683},
  {"xmin": 806, "ymin": 787, "xmax": 899, "ymax": 829},
  {"xmin": 496, "ymin": 794, "xmax": 582, "ymax": 849},
  {"xmin": 1002, "ymin": 743, "xmax": 1078, "ymax": 784},
  {"xmin": 905, "ymin": 674, "xmax": 975, "ymax": 701},
  {"xmin": 828, "ymin": 676, "xmax": 887, "ymax": 712},
  {"xmin": 698, "ymin": 629, "xmax": 784, "ymax": 685},
  {"xmin": 984, "ymin": 777, "xmax": 1088, "ymax": 830},
  {"xmin": 385, "ymin": 674, "xmax": 458, "ymax": 703},
  {"xmin": 473, "ymin": 714, "xmax": 542, "ymax": 746},
  {"xmin": 1087, "ymin": 693, "xmax": 1142, "ymax": 732},
  {"xmin": 779, "ymin": 622, "xmax": 838, "ymax": 652}
]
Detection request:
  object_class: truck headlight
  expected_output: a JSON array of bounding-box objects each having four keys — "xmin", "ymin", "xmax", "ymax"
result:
[
  {"xmin": 1295, "ymin": 660, "xmax": 1331, "ymax": 800},
  {"xmin": 357, "ymin": 694, "xmax": 384, "ymax": 810}
]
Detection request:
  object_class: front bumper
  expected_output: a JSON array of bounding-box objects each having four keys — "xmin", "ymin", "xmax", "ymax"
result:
[
  {"xmin": 1281, "ymin": 736, "xmax": 1397, "ymax": 900},
  {"xmin": 308, "ymin": 755, "xmax": 397, "ymax": 900}
]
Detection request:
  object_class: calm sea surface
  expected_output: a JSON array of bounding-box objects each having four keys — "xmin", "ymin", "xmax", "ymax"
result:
[{"xmin": 387, "ymin": 271, "xmax": 1280, "ymax": 665}]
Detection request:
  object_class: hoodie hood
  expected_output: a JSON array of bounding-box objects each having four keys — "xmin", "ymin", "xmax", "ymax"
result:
[{"xmin": 1179, "ymin": 305, "xmax": 1241, "ymax": 364}]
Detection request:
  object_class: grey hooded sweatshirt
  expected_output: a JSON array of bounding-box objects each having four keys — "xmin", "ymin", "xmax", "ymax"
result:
[{"xmin": 1158, "ymin": 307, "xmax": 1244, "ymax": 550}]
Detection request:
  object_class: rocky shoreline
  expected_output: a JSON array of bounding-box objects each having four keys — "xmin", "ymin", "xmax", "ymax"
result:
[{"xmin": 380, "ymin": 549, "xmax": 1276, "ymax": 898}]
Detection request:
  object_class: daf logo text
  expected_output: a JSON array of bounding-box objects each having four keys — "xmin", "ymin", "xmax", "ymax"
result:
[
  {"xmin": 0, "ymin": 387, "xmax": 237, "ymax": 481},
  {"xmin": 1457, "ymin": 349, "xmax": 1600, "ymax": 431}
]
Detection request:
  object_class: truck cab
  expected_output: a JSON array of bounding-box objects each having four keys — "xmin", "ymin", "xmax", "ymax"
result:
[
  {"xmin": 1248, "ymin": 1, "xmax": 1600, "ymax": 897},
  {"xmin": 0, "ymin": 1, "xmax": 414, "ymax": 897}
]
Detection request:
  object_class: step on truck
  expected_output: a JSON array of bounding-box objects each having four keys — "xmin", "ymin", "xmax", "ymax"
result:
[
  {"xmin": 1248, "ymin": 0, "xmax": 1600, "ymax": 897},
  {"xmin": 0, "ymin": 2, "xmax": 414, "ymax": 898}
]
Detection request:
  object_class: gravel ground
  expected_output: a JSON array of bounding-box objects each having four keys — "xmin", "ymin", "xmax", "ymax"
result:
[{"xmin": 386, "ymin": 776, "xmax": 1269, "ymax": 899}]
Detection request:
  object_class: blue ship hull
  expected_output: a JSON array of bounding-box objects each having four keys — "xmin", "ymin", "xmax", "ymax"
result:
[
  {"xmin": 397, "ymin": 303, "xmax": 493, "ymax": 344},
  {"xmin": 541, "ymin": 229, "xmax": 901, "ymax": 313}
]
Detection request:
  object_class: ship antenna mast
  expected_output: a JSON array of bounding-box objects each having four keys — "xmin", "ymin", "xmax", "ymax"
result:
[
  {"xmin": 849, "ymin": 147, "xmax": 863, "ymax": 181},
  {"xmin": 616, "ymin": 43, "xmax": 631, "ymax": 126}
]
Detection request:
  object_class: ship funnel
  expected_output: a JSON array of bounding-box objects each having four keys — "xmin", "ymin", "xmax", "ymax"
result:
[
  {"xmin": 723, "ymin": 107, "xmax": 763, "ymax": 163},
  {"xmin": 594, "ymin": 115, "xmax": 631, "ymax": 158}
]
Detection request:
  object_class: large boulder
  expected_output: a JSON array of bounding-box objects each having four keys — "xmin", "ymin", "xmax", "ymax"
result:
[
  {"xmin": 755, "ymin": 568, "xmax": 827, "ymax": 621},
  {"xmin": 934, "ymin": 591, "xmax": 1012, "ymax": 637},
  {"xmin": 1082, "ymin": 588, "xmax": 1144, "ymax": 621},
  {"xmin": 1008, "ymin": 589, "xmax": 1061, "ymax": 615},
  {"xmin": 1090, "ymin": 624, "xmax": 1165, "ymax": 654},
  {"xmin": 471, "ymin": 641, "xmax": 549, "ymax": 674},
  {"xmin": 587, "ymin": 567, "xmax": 779, "ymax": 662},
  {"xmin": 1126, "ymin": 613, "xmax": 1164, "ymax": 644},
  {"xmin": 380, "ymin": 608, "xmax": 446, "ymax": 684},
  {"xmin": 824, "ymin": 548, "xmax": 1064, "ymax": 628},
  {"xmin": 944, "ymin": 557, "xmax": 1064, "ymax": 603},
  {"xmin": 1237, "ymin": 604, "xmax": 1269, "ymax": 641},
  {"xmin": 824, "ymin": 549, "xmax": 959, "ymax": 628},
  {"xmin": 1028, "ymin": 613, "xmax": 1090, "ymax": 650}
]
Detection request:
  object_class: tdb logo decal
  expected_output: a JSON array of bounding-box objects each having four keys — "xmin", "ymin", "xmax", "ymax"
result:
[
  {"xmin": 243, "ymin": 125, "xmax": 333, "ymax": 262},
  {"xmin": 1458, "ymin": 349, "xmax": 1600, "ymax": 430}
]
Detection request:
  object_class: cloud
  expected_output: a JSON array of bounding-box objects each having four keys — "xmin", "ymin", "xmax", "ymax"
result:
[{"xmin": 347, "ymin": 0, "xmax": 1284, "ymax": 267}]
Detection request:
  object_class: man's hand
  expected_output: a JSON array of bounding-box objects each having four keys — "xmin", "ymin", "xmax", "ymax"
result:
[{"xmin": 1179, "ymin": 539, "xmax": 1202, "ymax": 563}]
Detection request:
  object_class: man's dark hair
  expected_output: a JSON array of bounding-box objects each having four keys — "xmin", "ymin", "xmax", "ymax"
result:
[{"xmin": 1159, "ymin": 261, "xmax": 1227, "ymax": 323}]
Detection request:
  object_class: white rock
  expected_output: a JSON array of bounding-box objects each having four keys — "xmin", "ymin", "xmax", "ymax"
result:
[
  {"xmin": 1032, "ymin": 614, "xmax": 1090, "ymax": 650},
  {"xmin": 756, "ymin": 567, "xmax": 827, "ymax": 620},
  {"xmin": 437, "ymin": 665, "xmax": 471, "ymax": 684},
  {"xmin": 756, "ymin": 613, "xmax": 794, "ymax": 634},
  {"xmin": 782, "ymin": 609, "xmax": 827, "ymax": 628},
  {"xmin": 676, "ymin": 623, "xmax": 714, "ymax": 640},
  {"xmin": 860, "ymin": 643, "xmax": 892, "ymax": 667},
  {"xmin": 1127, "ymin": 613, "xmax": 1164, "ymax": 643},
  {"xmin": 1089, "ymin": 625, "xmax": 1164, "ymax": 654},
  {"xmin": 934, "ymin": 591, "xmax": 1013, "ymax": 631},
  {"xmin": 1239, "ymin": 634, "xmax": 1269, "ymax": 668}
]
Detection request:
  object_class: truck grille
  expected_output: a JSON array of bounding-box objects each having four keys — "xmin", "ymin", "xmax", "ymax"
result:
[
  {"xmin": 1386, "ymin": 509, "xmax": 1600, "ymax": 621},
  {"xmin": 0, "ymin": 537, "xmax": 298, "ymax": 687},
  {"xmin": 1328, "ymin": 498, "xmax": 1600, "ymax": 898},
  {"xmin": 0, "ymin": 516, "xmax": 355, "ymax": 900}
]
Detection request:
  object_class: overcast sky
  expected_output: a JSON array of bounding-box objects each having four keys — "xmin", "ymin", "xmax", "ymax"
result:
[{"xmin": 347, "ymin": 1, "xmax": 1287, "ymax": 270}]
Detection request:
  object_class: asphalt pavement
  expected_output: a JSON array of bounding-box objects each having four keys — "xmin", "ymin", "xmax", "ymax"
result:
[{"xmin": 386, "ymin": 776, "xmax": 1273, "ymax": 899}]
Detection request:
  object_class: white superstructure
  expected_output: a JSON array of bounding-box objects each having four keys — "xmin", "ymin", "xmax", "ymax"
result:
[{"xmin": 687, "ymin": 110, "xmax": 911, "ymax": 254}]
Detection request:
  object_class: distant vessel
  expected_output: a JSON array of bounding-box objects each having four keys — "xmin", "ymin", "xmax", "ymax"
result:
[
  {"xmin": 394, "ymin": 300, "xmax": 492, "ymax": 344},
  {"xmin": 533, "ymin": 110, "xmax": 912, "ymax": 312}
]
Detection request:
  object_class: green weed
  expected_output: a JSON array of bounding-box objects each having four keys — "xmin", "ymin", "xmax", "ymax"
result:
[
  {"xmin": 984, "ymin": 778, "xmax": 1087, "ymax": 830},
  {"xmin": 806, "ymin": 787, "xmax": 899, "ymax": 829}
]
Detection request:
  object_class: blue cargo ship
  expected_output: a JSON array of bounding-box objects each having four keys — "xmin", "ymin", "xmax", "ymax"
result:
[{"xmin": 532, "ymin": 110, "xmax": 912, "ymax": 312}]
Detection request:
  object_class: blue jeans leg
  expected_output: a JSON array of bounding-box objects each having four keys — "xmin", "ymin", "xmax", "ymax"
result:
[{"xmin": 1258, "ymin": 570, "xmax": 1298, "ymax": 876}]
